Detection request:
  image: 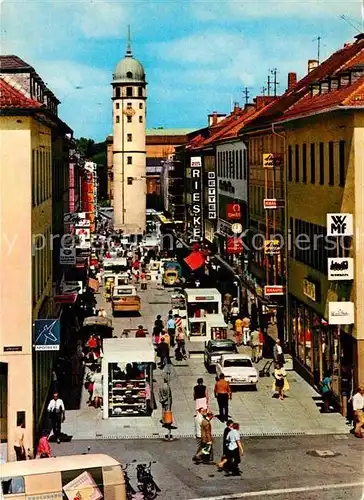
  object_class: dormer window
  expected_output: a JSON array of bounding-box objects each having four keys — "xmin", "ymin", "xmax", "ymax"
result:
[
  {"xmin": 126, "ymin": 71, "xmax": 133, "ymax": 78},
  {"xmin": 311, "ymin": 83, "xmax": 320, "ymax": 96},
  {"xmin": 340, "ymin": 74, "xmax": 350, "ymax": 87},
  {"xmin": 320, "ymin": 81, "xmax": 329, "ymax": 94},
  {"xmin": 351, "ymin": 69, "xmax": 364, "ymax": 83},
  {"xmin": 329, "ymin": 78, "xmax": 339, "ymax": 91}
]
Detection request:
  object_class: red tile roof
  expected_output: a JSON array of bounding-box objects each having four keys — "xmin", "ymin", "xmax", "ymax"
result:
[
  {"xmin": 245, "ymin": 37, "xmax": 364, "ymax": 130},
  {"xmin": 0, "ymin": 78, "xmax": 42, "ymax": 110},
  {"xmin": 0, "ymin": 55, "xmax": 34, "ymax": 71},
  {"xmin": 278, "ymin": 77, "xmax": 364, "ymax": 121}
]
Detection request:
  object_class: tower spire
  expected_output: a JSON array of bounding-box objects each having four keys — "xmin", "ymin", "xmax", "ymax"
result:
[{"xmin": 126, "ymin": 25, "xmax": 132, "ymax": 56}]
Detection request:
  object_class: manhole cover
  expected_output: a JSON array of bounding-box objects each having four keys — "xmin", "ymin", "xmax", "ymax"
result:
[{"xmin": 315, "ymin": 450, "xmax": 335, "ymax": 457}]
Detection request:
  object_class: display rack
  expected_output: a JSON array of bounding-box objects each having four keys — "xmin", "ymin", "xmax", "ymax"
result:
[{"xmin": 108, "ymin": 371, "xmax": 148, "ymax": 417}]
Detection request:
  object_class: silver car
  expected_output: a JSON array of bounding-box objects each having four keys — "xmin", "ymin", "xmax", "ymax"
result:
[{"xmin": 204, "ymin": 339, "xmax": 238, "ymax": 373}]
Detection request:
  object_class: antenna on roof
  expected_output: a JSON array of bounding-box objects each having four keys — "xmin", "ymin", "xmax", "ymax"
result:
[
  {"xmin": 271, "ymin": 69, "xmax": 279, "ymax": 97},
  {"xmin": 339, "ymin": 14, "xmax": 361, "ymax": 33},
  {"xmin": 267, "ymin": 72, "xmax": 271, "ymax": 96},
  {"xmin": 243, "ymin": 87, "xmax": 250, "ymax": 105},
  {"xmin": 261, "ymin": 86, "xmax": 267, "ymax": 96},
  {"xmin": 312, "ymin": 36, "xmax": 322, "ymax": 63}
]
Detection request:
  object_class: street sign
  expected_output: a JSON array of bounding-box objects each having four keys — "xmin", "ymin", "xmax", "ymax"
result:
[
  {"xmin": 264, "ymin": 285, "xmax": 284, "ymax": 296},
  {"xmin": 34, "ymin": 319, "xmax": 60, "ymax": 351},
  {"xmin": 60, "ymin": 247, "xmax": 76, "ymax": 265},
  {"xmin": 231, "ymin": 223, "xmax": 243, "ymax": 234},
  {"xmin": 264, "ymin": 199, "xmax": 285, "ymax": 209}
]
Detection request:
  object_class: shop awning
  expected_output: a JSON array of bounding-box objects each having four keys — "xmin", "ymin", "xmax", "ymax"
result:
[
  {"xmin": 102, "ymin": 338, "xmax": 155, "ymax": 363},
  {"xmin": 82, "ymin": 316, "xmax": 113, "ymax": 329},
  {"xmin": 54, "ymin": 293, "xmax": 77, "ymax": 304}
]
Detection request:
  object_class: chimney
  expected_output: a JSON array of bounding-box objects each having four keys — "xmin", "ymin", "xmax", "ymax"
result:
[
  {"xmin": 308, "ymin": 59, "xmax": 319, "ymax": 73},
  {"xmin": 233, "ymin": 102, "xmax": 240, "ymax": 113},
  {"xmin": 208, "ymin": 111, "xmax": 218, "ymax": 126},
  {"xmin": 287, "ymin": 72, "xmax": 297, "ymax": 91},
  {"xmin": 244, "ymin": 103, "xmax": 255, "ymax": 111},
  {"xmin": 254, "ymin": 96, "xmax": 266, "ymax": 110}
]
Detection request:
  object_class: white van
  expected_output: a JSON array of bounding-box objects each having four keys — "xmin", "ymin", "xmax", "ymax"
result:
[{"xmin": 0, "ymin": 453, "xmax": 126, "ymax": 499}]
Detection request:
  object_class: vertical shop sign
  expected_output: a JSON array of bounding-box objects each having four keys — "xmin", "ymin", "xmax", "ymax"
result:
[
  {"xmin": 191, "ymin": 157, "xmax": 203, "ymax": 240},
  {"xmin": 207, "ymin": 171, "xmax": 216, "ymax": 219},
  {"xmin": 327, "ymin": 213, "xmax": 353, "ymax": 236}
]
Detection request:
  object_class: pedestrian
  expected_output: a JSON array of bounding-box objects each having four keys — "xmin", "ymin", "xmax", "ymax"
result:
[
  {"xmin": 225, "ymin": 423, "xmax": 244, "ymax": 476},
  {"xmin": 47, "ymin": 392, "xmax": 65, "ymax": 444},
  {"xmin": 152, "ymin": 325, "xmax": 161, "ymax": 345},
  {"xmin": 230, "ymin": 299, "xmax": 239, "ymax": 324},
  {"xmin": 242, "ymin": 316, "xmax": 251, "ymax": 346},
  {"xmin": 193, "ymin": 378, "xmax": 209, "ymax": 411},
  {"xmin": 157, "ymin": 337, "xmax": 170, "ymax": 368},
  {"xmin": 175, "ymin": 327, "xmax": 187, "ymax": 360},
  {"xmin": 234, "ymin": 317, "xmax": 243, "ymax": 346},
  {"xmin": 98, "ymin": 308, "xmax": 107, "ymax": 318},
  {"xmin": 93, "ymin": 366, "xmax": 103, "ymax": 409},
  {"xmin": 320, "ymin": 371, "xmax": 333, "ymax": 412},
  {"xmin": 193, "ymin": 408, "xmax": 206, "ymax": 462},
  {"xmin": 158, "ymin": 377, "xmax": 172, "ymax": 422},
  {"xmin": 250, "ymin": 328, "xmax": 260, "ymax": 363},
  {"xmin": 194, "ymin": 411, "xmax": 214, "ymax": 464},
  {"xmin": 167, "ymin": 315, "xmax": 176, "ymax": 347},
  {"xmin": 214, "ymin": 373, "xmax": 232, "ymax": 422},
  {"xmin": 13, "ymin": 422, "xmax": 26, "ymax": 461},
  {"xmin": 154, "ymin": 315, "xmax": 164, "ymax": 334},
  {"xmin": 140, "ymin": 271, "xmax": 147, "ymax": 290},
  {"xmin": 258, "ymin": 328, "xmax": 264, "ymax": 361},
  {"xmin": 156, "ymin": 271, "xmax": 163, "ymax": 289},
  {"xmin": 217, "ymin": 419, "xmax": 234, "ymax": 471},
  {"xmin": 272, "ymin": 363, "xmax": 289, "ymax": 400},
  {"xmin": 36, "ymin": 430, "xmax": 52, "ymax": 458},
  {"xmin": 162, "ymin": 330, "xmax": 171, "ymax": 348},
  {"xmin": 135, "ymin": 325, "xmax": 146, "ymax": 338},
  {"xmin": 353, "ymin": 384, "xmax": 364, "ymax": 438},
  {"xmin": 273, "ymin": 338, "xmax": 285, "ymax": 366}
]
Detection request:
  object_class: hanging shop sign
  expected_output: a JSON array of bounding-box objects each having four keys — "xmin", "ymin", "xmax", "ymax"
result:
[
  {"xmin": 226, "ymin": 203, "xmax": 241, "ymax": 220},
  {"xmin": 264, "ymin": 239, "xmax": 281, "ymax": 255},
  {"xmin": 263, "ymin": 153, "xmax": 284, "ymax": 168},
  {"xmin": 303, "ymin": 278, "xmax": 317, "ymax": 302},
  {"xmin": 328, "ymin": 301, "xmax": 354, "ymax": 325},
  {"xmin": 191, "ymin": 156, "xmax": 202, "ymax": 168},
  {"xmin": 231, "ymin": 223, "xmax": 243, "ymax": 234},
  {"xmin": 328, "ymin": 257, "xmax": 354, "ymax": 281},
  {"xmin": 34, "ymin": 319, "xmax": 61, "ymax": 351},
  {"xmin": 59, "ymin": 247, "xmax": 76, "ymax": 265},
  {"xmin": 207, "ymin": 171, "xmax": 217, "ymax": 219},
  {"xmin": 63, "ymin": 212, "xmax": 86, "ymax": 224},
  {"xmin": 53, "ymin": 293, "xmax": 78, "ymax": 304},
  {"xmin": 263, "ymin": 198, "xmax": 285, "ymax": 209},
  {"xmin": 264, "ymin": 285, "xmax": 284, "ymax": 296},
  {"xmin": 75, "ymin": 226, "xmax": 91, "ymax": 249},
  {"xmin": 226, "ymin": 236, "xmax": 244, "ymax": 255},
  {"xmin": 191, "ymin": 157, "xmax": 203, "ymax": 240},
  {"xmin": 327, "ymin": 213, "xmax": 353, "ymax": 236}
]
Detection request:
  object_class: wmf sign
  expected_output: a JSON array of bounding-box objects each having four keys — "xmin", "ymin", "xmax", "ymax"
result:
[
  {"xmin": 191, "ymin": 157, "xmax": 203, "ymax": 240},
  {"xmin": 327, "ymin": 213, "xmax": 353, "ymax": 236}
]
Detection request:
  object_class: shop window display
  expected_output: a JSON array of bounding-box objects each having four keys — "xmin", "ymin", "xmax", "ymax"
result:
[{"xmin": 304, "ymin": 308, "xmax": 312, "ymax": 368}]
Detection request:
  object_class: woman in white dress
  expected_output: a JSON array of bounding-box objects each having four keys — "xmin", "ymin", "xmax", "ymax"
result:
[{"xmin": 92, "ymin": 366, "xmax": 103, "ymax": 409}]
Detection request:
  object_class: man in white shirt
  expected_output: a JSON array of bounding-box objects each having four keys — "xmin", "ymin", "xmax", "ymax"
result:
[
  {"xmin": 353, "ymin": 384, "xmax": 364, "ymax": 438},
  {"xmin": 47, "ymin": 392, "xmax": 65, "ymax": 443}
]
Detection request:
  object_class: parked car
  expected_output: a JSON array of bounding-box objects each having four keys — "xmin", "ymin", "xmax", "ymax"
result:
[
  {"xmin": 204, "ymin": 339, "xmax": 238, "ymax": 373},
  {"xmin": 215, "ymin": 354, "xmax": 258, "ymax": 389}
]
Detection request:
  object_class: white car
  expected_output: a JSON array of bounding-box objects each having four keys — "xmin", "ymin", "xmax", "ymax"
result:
[{"xmin": 216, "ymin": 354, "xmax": 258, "ymax": 389}]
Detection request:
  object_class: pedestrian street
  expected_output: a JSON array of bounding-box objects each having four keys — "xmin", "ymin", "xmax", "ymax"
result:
[{"xmin": 62, "ymin": 281, "xmax": 349, "ymax": 441}]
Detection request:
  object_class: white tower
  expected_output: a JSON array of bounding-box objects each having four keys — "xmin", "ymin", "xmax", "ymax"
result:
[{"xmin": 112, "ymin": 28, "xmax": 147, "ymax": 234}]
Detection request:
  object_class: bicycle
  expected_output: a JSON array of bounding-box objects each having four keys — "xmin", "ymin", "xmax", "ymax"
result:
[{"xmin": 136, "ymin": 461, "xmax": 161, "ymax": 500}]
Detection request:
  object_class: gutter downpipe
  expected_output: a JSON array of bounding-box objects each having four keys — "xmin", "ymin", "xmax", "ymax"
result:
[{"xmin": 271, "ymin": 121, "xmax": 290, "ymax": 352}]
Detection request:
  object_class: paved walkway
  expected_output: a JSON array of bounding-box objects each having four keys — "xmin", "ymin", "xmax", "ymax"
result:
[{"xmin": 62, "ymin": 282, "xmax": 348, "ymax": 440}]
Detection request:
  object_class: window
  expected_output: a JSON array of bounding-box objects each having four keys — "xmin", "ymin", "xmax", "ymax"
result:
[
  {"xmin": 302, "ymin": 143, "xmax": 307, "ymax": 183},
  {"xmin": 127, "ymin": 102, "xmax": 132, "ymax": 108},
  {"xmin": 139, "ymin": 103, "xmax": 143, "ymax": 109},
  {"xmin": 127, "ymin": 156, "xmax": 132, "ymax": 164},
  {"xmin": 295, "ymin": 144, "xmax": 300, "ymax": 182},
  {"xmin": 139, "ymin": 115, "xmax": 143, "ymax": 123},
  {"xmin": 126, "ymin": 71, "xmax": 133, "ymax": 78},
  {"xmin": 328, "ymin": 141, "xmax": 334, "ymax": 185},
  {"xmin": 115, "ymin": 87, "xmax": 121, "ymax": 98},
  {"xmin": 339, "ymin": 140, "xmax": 346, "ymax": 187},
  {"xmin": 243, "ymin": 149, "xmax": 247, "ymax": 180},
  {"xmin": 310, "ymin": 143, "xmax": 315, "ymax": 184},
  {"xmin": 126, "ymin": 87, "xmax": 133, "ymax": 97},
  {"xmin": 319, "ymin": 142, "xmax": 324, "ymax": 185},
  {"xmin": 1, "ymin": 476, "xmax": 25, "ymax": 494},
  {"xmin": 138, "ymin": 87, "xmax": 143, "ymax": 97},
  {"xmin": 127, "ymin": 133, "xmax": 132, "ymax": 142},
  {"xmin": 288, "ymin": 145, "xmax": 293, "ymax": 182},
  {"xmin": 127, "ymin": 177, "xmax": 133, "ymax": 185},
  {"xmin": 116, "ymin": 103, "xmax": 119, "ymax": 109},
  {"xmin": 116, "ymin": 115, "xmax": 120, "ymax": 123},
  {"xmin": 127, "ymin": 115, "xmax": 132, "ymax": 123}
]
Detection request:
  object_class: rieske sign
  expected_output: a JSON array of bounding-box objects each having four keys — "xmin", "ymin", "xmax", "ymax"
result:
[
  {"xmin": 328, "ymin": 301, "xmax": 354, "ymax": 325},
  {"xmin": 327, "ymin": 213, "xmax": 353, "ymax": 236},
  {"xmin": 191, "ymin": 157, "xmax": 202, "ymax": 240},
  {"xmin": 328, "ymin": 257, "xmax": 354, "ymax": 281},
  {"xmin": 207, "ymin": 172, "xmax": 217, "ymax": 219}
]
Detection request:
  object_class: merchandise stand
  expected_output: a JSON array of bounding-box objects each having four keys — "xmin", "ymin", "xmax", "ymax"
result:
[{"xmin": 102, "ymin": 338, "xmax": 155, "ymax": 418}]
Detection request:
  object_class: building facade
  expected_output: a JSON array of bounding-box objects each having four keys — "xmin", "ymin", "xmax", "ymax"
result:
[
  {"xmin": 0, "ymin": 56, "xmax": 73, "ymax": 460},
  {"xmin": 111, "ymin": 36, "xmax": 147, "ymax": 235}
]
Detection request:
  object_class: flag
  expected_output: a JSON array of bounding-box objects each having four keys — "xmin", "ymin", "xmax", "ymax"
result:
[{"xmin": 184, "ymin": 251, "xmax": 206, "ymax": 271}]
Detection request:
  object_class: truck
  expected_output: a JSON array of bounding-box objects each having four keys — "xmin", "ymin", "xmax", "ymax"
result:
[{"xmin": 111, "ymin": 285, "xmax": 141, "ymax": 315}]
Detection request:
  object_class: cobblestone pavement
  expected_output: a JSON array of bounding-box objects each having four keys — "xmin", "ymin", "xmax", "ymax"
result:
[{"xmin": 62, "ymin": 281, "xmax": 349, "ymax": 440}]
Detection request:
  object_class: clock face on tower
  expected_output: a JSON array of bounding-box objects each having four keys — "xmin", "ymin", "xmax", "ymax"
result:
[{"xmin": 123, "ymin": 107, "xmax": 136, "ymax": 117}]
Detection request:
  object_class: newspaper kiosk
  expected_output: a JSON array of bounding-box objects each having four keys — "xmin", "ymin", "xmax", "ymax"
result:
[{"xmin": 184, "ymin": 288, "xmax": 222, "ymax": 342}]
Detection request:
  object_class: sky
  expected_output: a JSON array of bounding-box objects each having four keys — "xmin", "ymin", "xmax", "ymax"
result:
[{"xmin": 1, "ymin": 0, "xmax": 362, "ymax": 141}]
